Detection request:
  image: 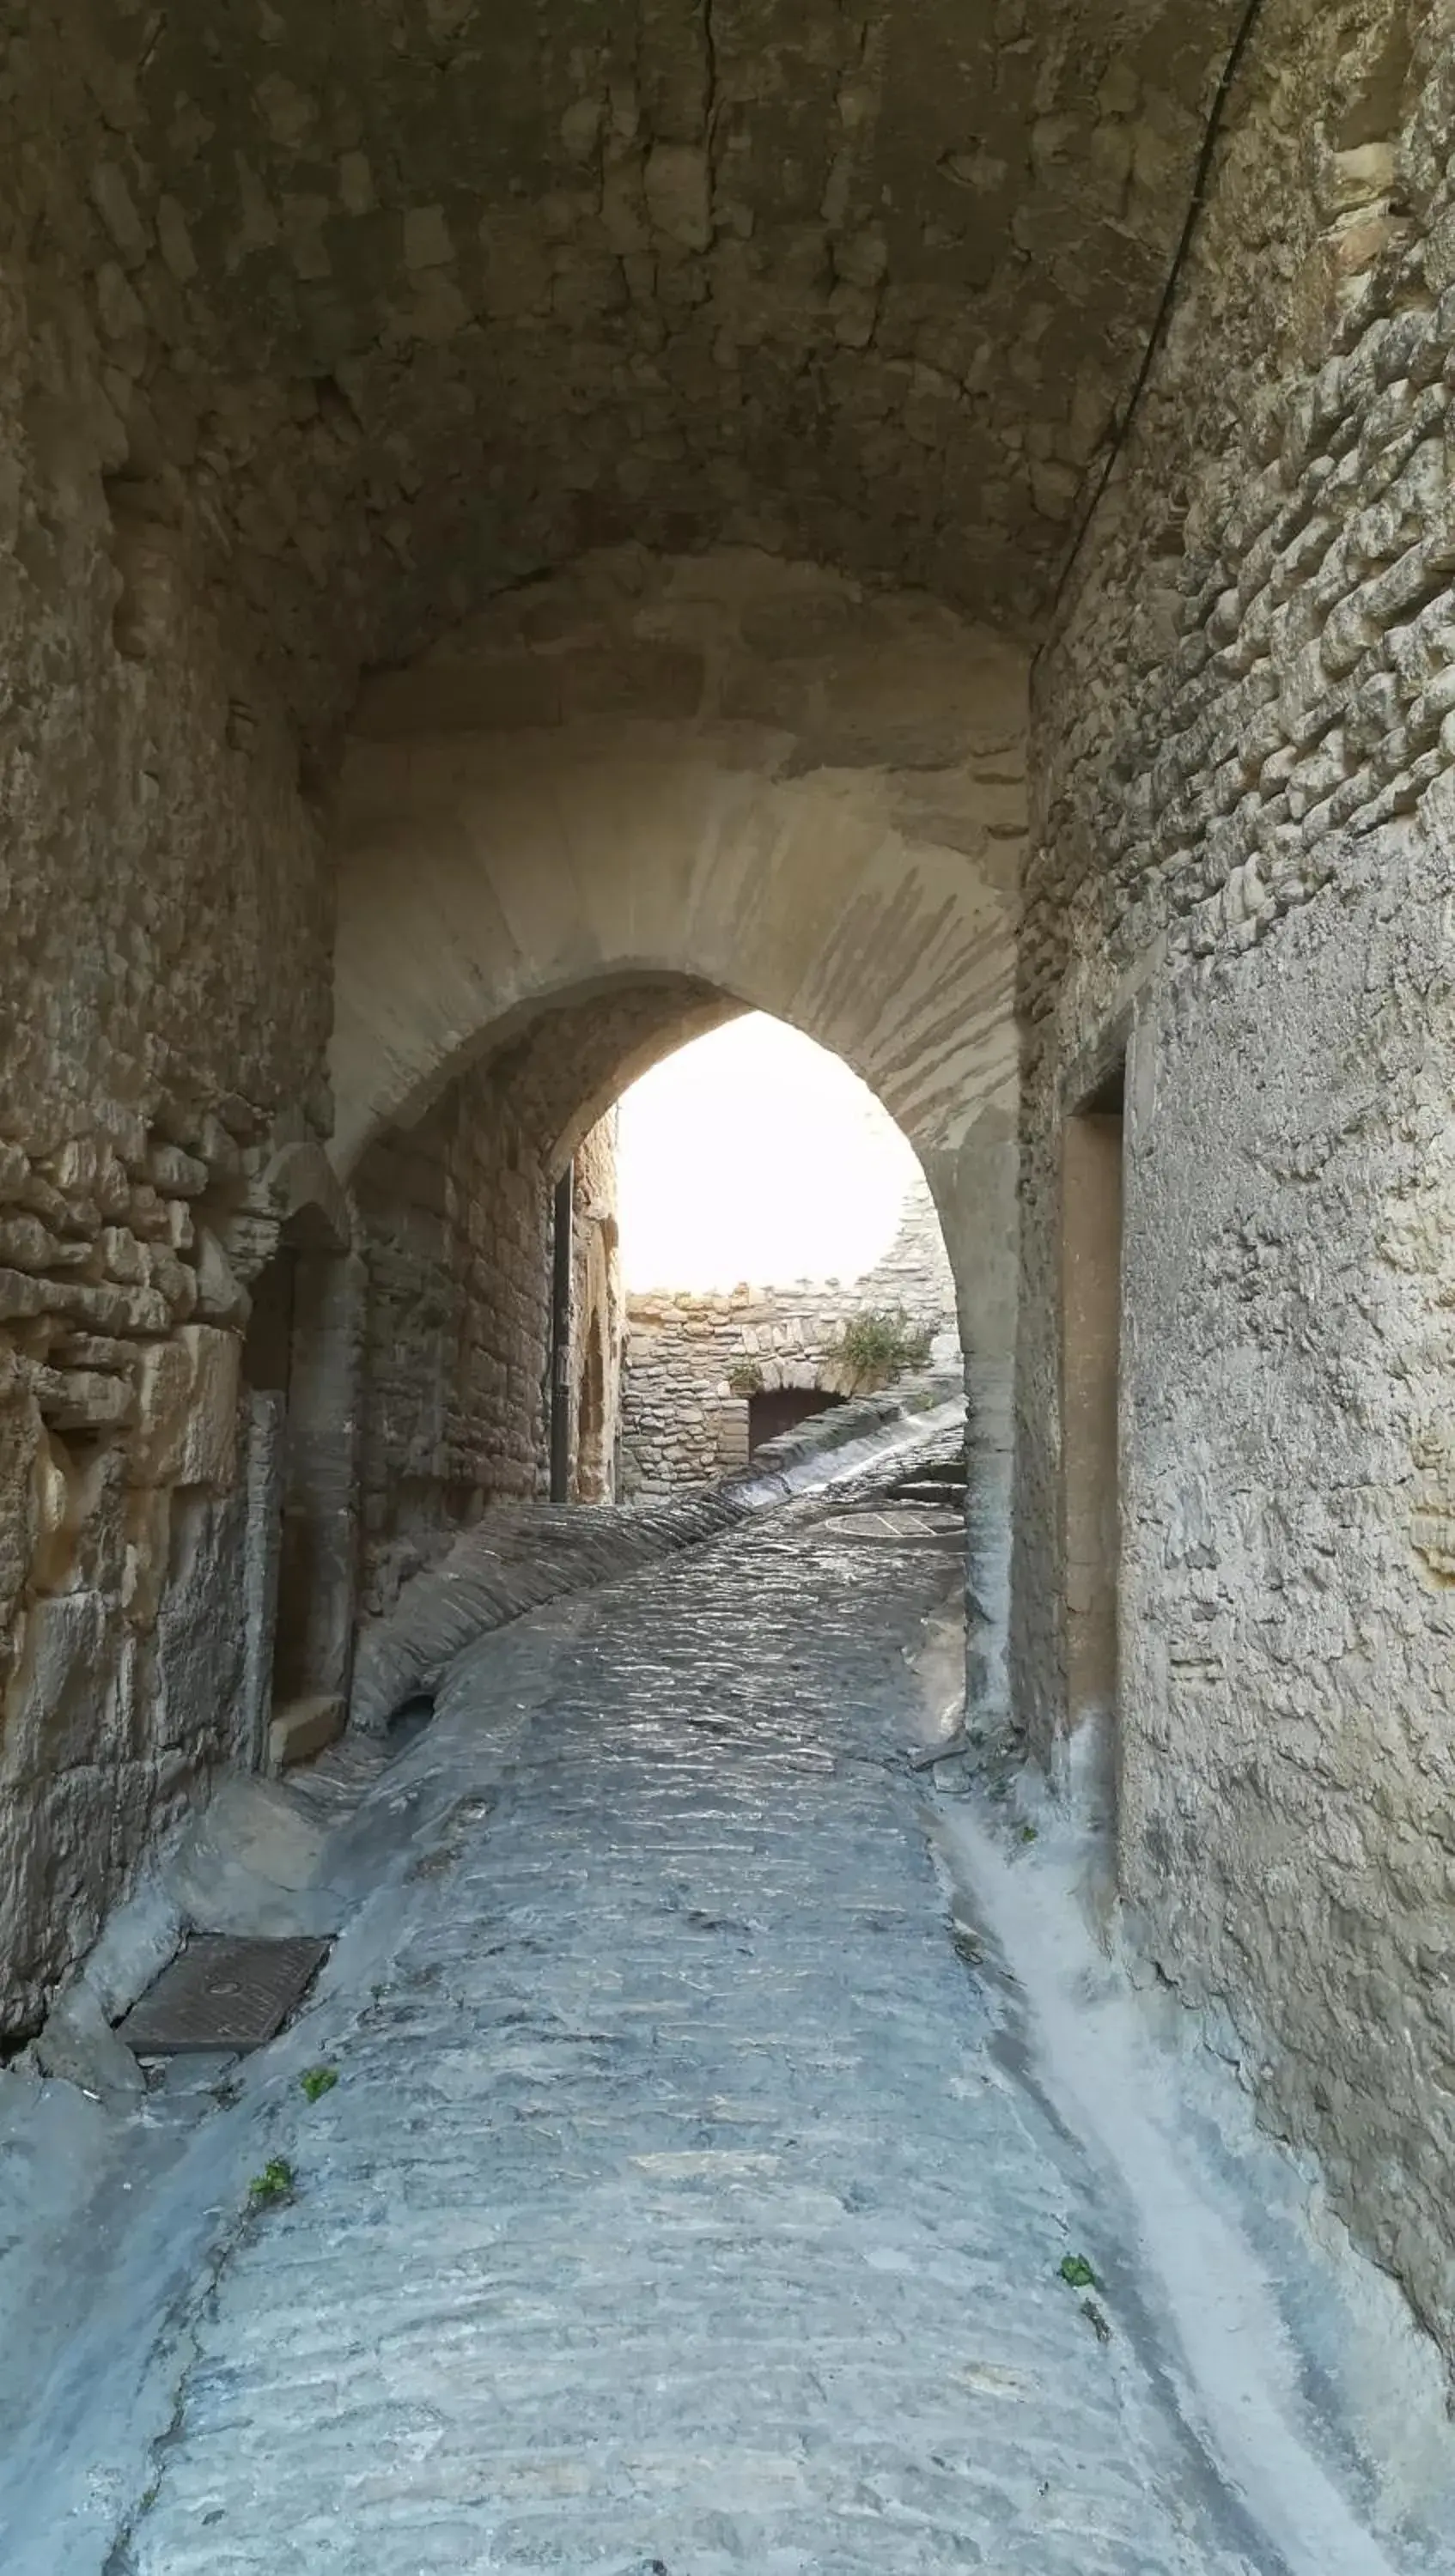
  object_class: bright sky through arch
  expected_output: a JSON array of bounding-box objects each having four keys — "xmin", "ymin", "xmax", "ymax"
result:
[{"xmin": 616, "ymin": 1014, "xmax": 922, "ymax": 1293}]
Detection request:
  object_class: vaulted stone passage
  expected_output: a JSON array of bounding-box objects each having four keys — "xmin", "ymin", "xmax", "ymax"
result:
[
  {"xmin": 12, "ymin": 0, "xmax": 1455, "ymax": 2434},
  {"xmin": 330, "ymin": 548, "xmax": 1025, "ymax": 1704}
]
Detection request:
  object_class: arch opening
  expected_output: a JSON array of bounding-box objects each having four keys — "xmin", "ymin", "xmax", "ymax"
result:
[
  {"xmin": 348, "ymin": 975, "xmax": 971, "ymax": 1668},
  {"xmin": 332, "ymin": 548, "xmax": 1026, "ymax": 1717},
  {"xmin": 612, "ymin": 1013, "xmax": 961, "ymax": 1503}
]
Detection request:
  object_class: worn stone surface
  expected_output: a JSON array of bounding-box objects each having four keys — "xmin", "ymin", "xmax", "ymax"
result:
[
  {"xmin": 330, "ymin": 550, "xmax": 1026, "ymax": 1180},
  {"xmin": 103, "ymin": 1510, "xmax": 1270, "ymax": 2576},
  {"xmin": 353, "ymin": 989, "xmax": 705, "ymax": 1608},
  {"xmin": 355, "ymin": 1066, "xmax": 561, "ymax": 1599},
  {"xmin": 349, "ymin": 1390, "xmax": 965, "ymax": 1731},
  {"xmin": 329, "ymin": 548, "xmax": 1024, "ymax": 1732}
]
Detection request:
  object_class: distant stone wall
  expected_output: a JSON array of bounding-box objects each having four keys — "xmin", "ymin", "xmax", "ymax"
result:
[{"xmin": 621, "ymin": 1180, "xmax": 957, "ymax": 1499}]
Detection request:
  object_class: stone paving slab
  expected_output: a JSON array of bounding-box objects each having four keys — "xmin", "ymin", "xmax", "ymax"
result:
[
  {"xmin": 347, "ymin": 1381, "xmax": 962, "ymax": 1731},
  {"xmin": 110, "ymin": 1504, "xmax": 1269, "ymax": 2576}
]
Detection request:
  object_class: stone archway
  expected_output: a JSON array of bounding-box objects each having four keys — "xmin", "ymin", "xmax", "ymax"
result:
[{"xmin": 329, "ymin": 550, "xmax": 1026, "ymax": 1719}]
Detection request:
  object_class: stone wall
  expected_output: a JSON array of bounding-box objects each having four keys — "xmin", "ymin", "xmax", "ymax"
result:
[
  {"xmin": 355, "ymin": 1067, "xmax": 550, "ymax": 1615},
  {"xmin": 9, "ymin": 0, "xmax": 1245, "ymax": 690},
  {"xmin": 1022, "ymin": 0, "xmax": 1455, "ymax": 2360},
  {"xmin": 355, "ymin": 1050, "xmax": 621, "ymax": 1621},
  {"xmin": 0, "ymin": 1121, "xmax": 353, "ymax": 2033},
  {"xmin": 621, "ymin": 1176, "xmax": 958, "ymax": 1498},
  {"xmin": 0, "ymin": 82, "xmax": 337, "ymax": 2033},
  {"xmin": 570, "ymin": 1117, "xmax": 624, "ymax": 1507}
]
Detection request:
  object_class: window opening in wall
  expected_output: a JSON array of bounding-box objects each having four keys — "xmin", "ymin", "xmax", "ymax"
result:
[
  {"xmin": 1061, "ymin": 1058, "xmax": 1127, "ymax": 1773},
  {"xmin": 748, "ymin": 1386, "xmax": 847, "ymax": 1454}
]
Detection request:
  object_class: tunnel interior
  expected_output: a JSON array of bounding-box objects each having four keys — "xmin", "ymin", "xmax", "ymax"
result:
[
  {"xmin": 348, "ymin": 968, "xmax": 965, "ymax": 1625},
  {"xmin": 8, "ymin": 0, "xmax": 1455, "ymax": 2415}
]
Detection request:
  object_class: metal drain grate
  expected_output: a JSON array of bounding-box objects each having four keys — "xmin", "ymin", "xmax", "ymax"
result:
[{"xmin": 119, "ymin": 1935, "xmax": 330, "ymax": 2055}]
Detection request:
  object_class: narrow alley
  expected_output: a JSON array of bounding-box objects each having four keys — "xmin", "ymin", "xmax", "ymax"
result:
[{"xmin": 8, "ymin": 1467, "xmax": 1438, "ymax": 2576}]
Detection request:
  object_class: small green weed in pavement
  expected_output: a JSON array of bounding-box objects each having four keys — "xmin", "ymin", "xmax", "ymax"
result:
[
  {"xmin": 1058, "ymin": 2252, "xmax": 1099, "ymax": 2290},
  {"xmin": 300, "ymin": 2065, "xmax": 338, "ymax": 2102},
  {"xmin": 247, "ymin": 2158, "xmax": 295, "ymax": 2207}
]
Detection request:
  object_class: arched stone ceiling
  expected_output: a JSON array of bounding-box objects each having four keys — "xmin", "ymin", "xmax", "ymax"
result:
[
  {"xmin": 362, "ymin": 969, "xmax": 742, "ymax": 1177},
  {"xmin": 25, "ymin": 0, "xmax": 1245, "ymax": 716}
]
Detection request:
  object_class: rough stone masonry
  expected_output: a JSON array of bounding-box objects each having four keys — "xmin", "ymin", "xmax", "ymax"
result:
[
  {"xmin": 6, "ymin": 0, "xmax": 1455, "ymax": 2410},
  {"xmin": 620, "ymin": 1162, "xmax": 959, "ymax": 1497}
]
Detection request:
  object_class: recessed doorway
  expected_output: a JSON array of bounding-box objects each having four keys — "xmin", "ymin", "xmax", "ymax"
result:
[{"xmin": 1061, "ymin": 1059, "xmax": 1126, "ymax": 1755}]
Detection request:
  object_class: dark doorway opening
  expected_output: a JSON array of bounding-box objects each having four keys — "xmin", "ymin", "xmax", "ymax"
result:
[
  {"xmin": 1062, "ymin": 1055, "xmax": 1126, "ymax": 1749},
  {"xmin": 240, "ymin": 1202, "xmax": 358, "ymax": 1770},
  {"xmin": 748, "ymin": 1387, "xmax": 847, "ymax": 1453}
]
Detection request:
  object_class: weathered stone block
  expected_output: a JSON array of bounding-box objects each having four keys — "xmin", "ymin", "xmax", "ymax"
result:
[
  {"xmin": 0, "ymin": 1214, "xmax": 81, "ymax": 1272},
  {"xmin": 145, "ymin": 1142, "xmax": 209, "ymax": 1197},
  {"xmin": 147, "ymin": 1485, "xmax": 248, "ymax": 1763},
  {"xmin": 131, "ymin": 1326, "xmax": 240, "ymax": 1489},
  {"xmin": 193, "ymin": 1224, "xmax": 251, "ymax": 1327},
  {"xmin": 121, "ymin": 1486, "xmax": 171, "ymax": 1627},
  {"xmin": 98, "ymin": 1224, "xmax": 148, "ymax": 1284},
  {"xmin": 33, "ymin": 1366, "xmax": 137, "ymax": 1435},
  {"xmin": 268, "ymin": 1692, "xmax": 345, "ymax": 1772},
  {"xmin": 0, "ymin": 1590, "xmax": 127, "ymax": 1783},
  {"xmin": 54, "ymin": 1278, "xmax": 171, "ymax": 1334},
  {"xmin": 0, "ymin": 1269, "xmax": 48, "ymax": 1321},
  {"xmin": 0, "ymin": 1362, "xmax": 45, "ymax": 1618}
]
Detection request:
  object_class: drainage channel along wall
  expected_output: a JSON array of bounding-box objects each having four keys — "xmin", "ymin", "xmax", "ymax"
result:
[
  {"xmin": 621, "ymin": 1176, "xmax": 959, "ymax": 1498},
  {"xmin": 1020, "ymin": 0, "xmax": 1455, "ymax": 2363}
]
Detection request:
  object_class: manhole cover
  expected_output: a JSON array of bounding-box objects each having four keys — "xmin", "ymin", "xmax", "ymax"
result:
[{"xmin": 119, "ymin": 1935, "xmax": 330, "ymax": 2055}]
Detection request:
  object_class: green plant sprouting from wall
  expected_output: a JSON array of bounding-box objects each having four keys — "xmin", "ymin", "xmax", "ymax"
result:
[{"xmin": 835, "ymin": 1307, "xmax": 934, "ymax": 1393}]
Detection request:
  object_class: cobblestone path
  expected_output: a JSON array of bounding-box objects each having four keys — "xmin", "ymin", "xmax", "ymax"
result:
[{"xmin": 125, "ymin": 1505, "xmax": 1269, "ymax": 2575}]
